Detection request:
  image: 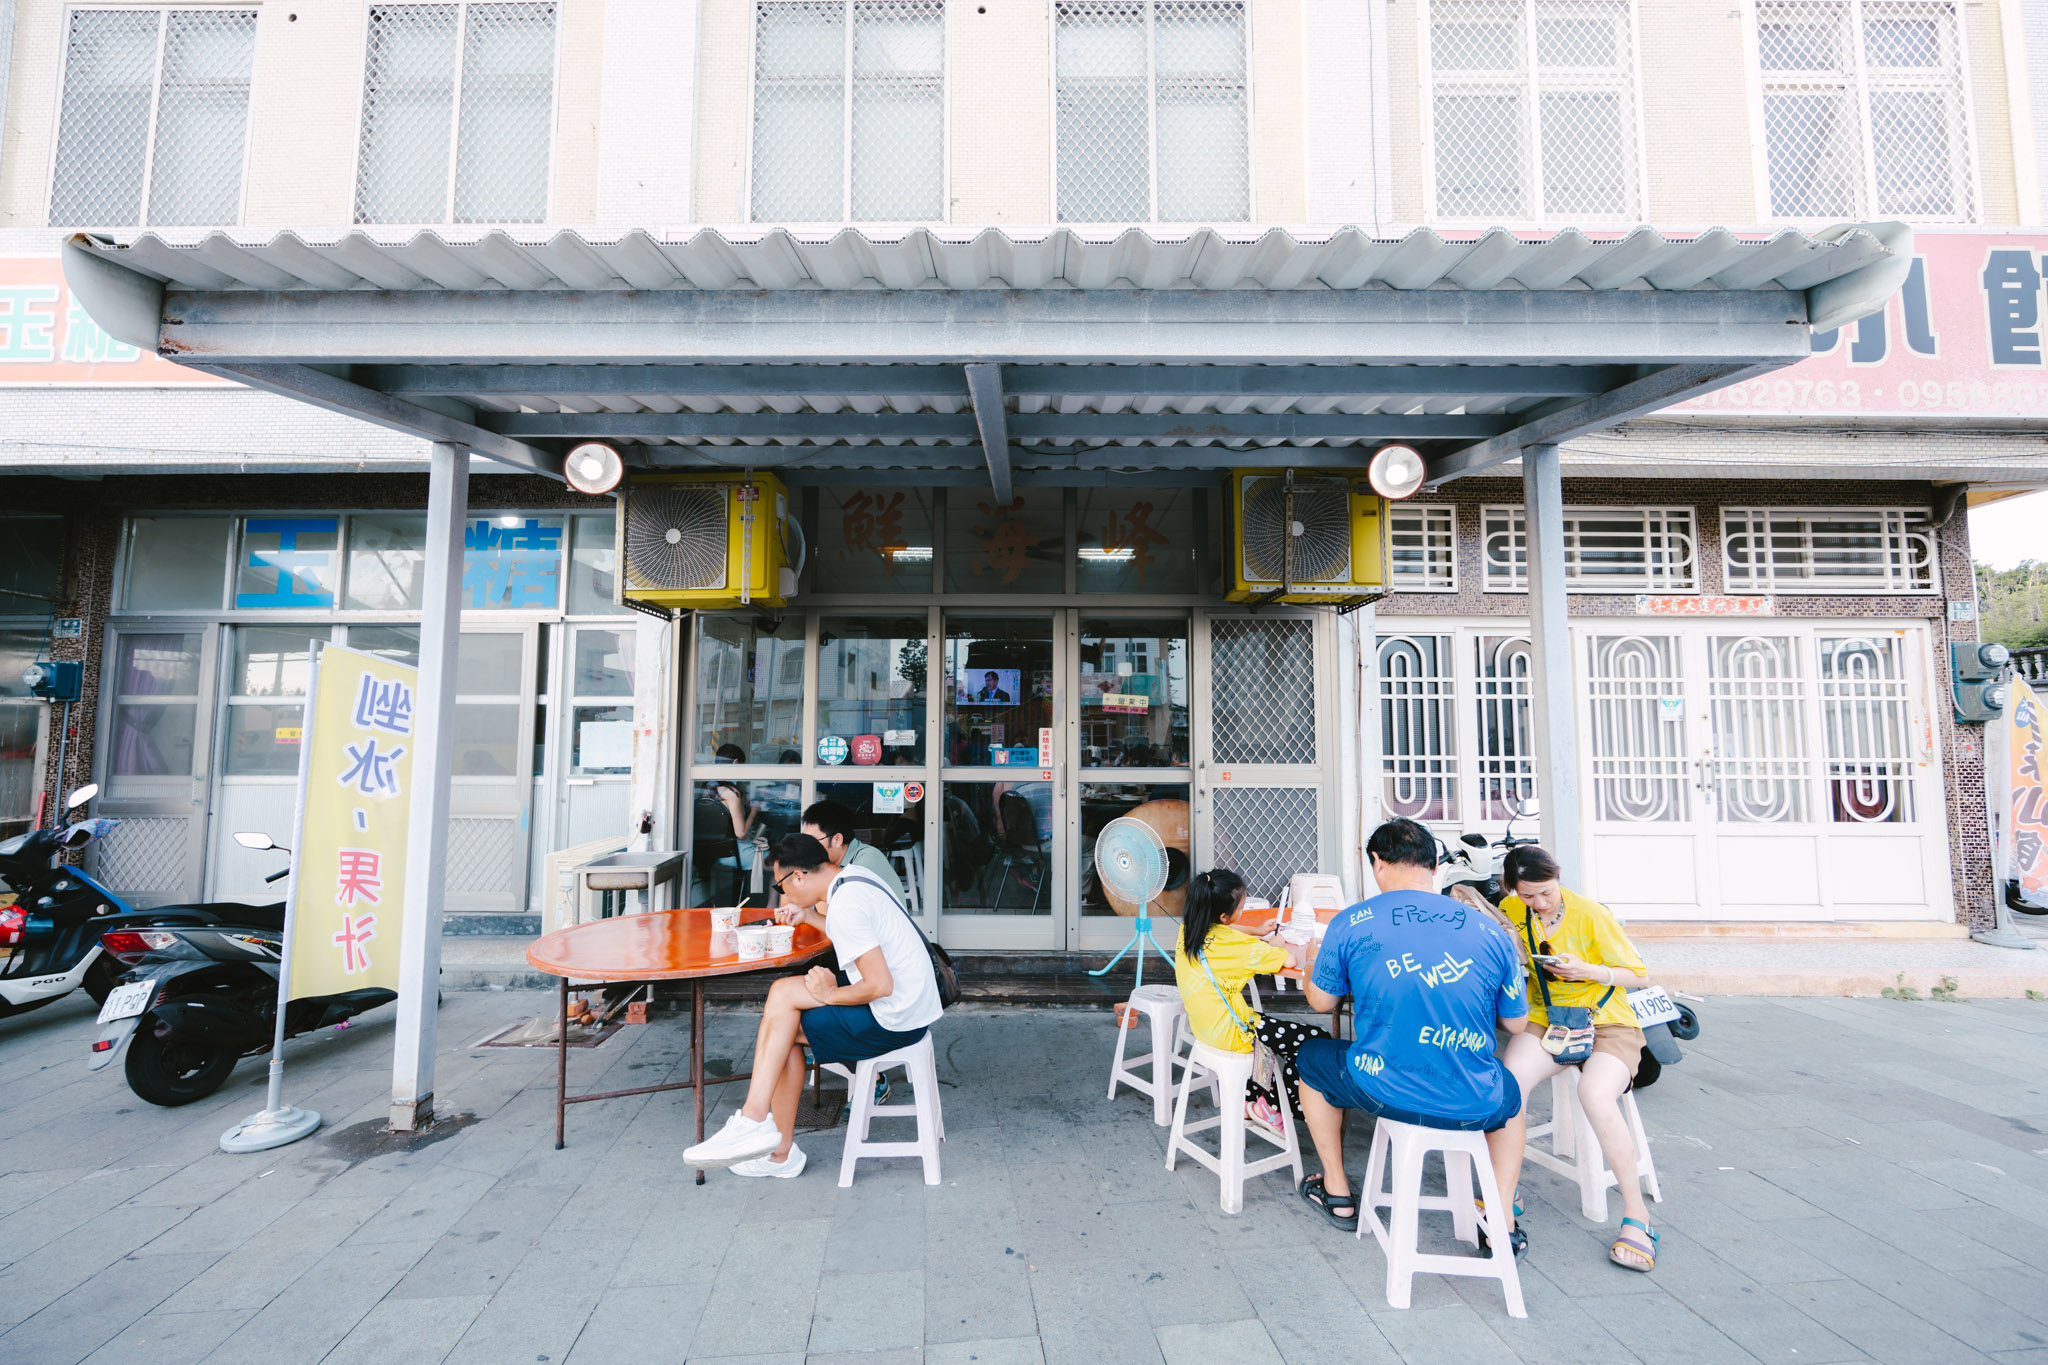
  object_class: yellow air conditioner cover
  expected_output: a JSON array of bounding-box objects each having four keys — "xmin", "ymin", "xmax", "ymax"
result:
[
  {"xmin": 617, "ymin": 472, "xmax": 794, "ymax": 610},
  {"xmin": 1226, "ymin": 468, "xmax": 1390, "ymax": 604}
]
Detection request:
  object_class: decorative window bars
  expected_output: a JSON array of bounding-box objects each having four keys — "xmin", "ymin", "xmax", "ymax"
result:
[
  {"xmin": 1055, "ymin": 0, "xmax": 1249, "ymax": 222},
  {"xmin": 1388, "ymin": 505, "xmax": 1458, "ymax": 591},
  {"xmin": 1377, "ymin": 634, "xmax": 1457, "ymax": 822},
  {"xmin": 49, "ymin": 7, "xmax": 258, "ymax": 227},
  {"xmin": 354, "ymin": 2, "xmax": 557, "ymax": 225},
  {"xmin": 1818, "ymin": 634, "xmax": 1917, "ymax": 824},
  {"xmin": 1423, "ymin": 0, "xmax": 1641, "ymax": 222},
  {"xmin": 1754, "ymin": 0, "xmax": 1977, "ymax": 222},
  {"xmin": 1707, "ymin": 633, "xmax": 1813, "ymax": 824},
  {"xmin": 1584, "ymin": 632, "xmax": 1691, "ymax": 823},
  {"xmin": 1481, "ymin": 506, "xmax": 1697, "ymax": 592},
  {"xmin": 1721, "ymin": 506, "xmax": 1937, "ymax": 593},
  {"xmin": 751, "ymin": 0, "xmax": 946, "ymax": 222}
]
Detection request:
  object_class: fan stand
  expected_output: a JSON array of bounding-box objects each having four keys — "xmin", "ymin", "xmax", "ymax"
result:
[{"xmin": 1088, "ymin": 899, "xmax": 1177, "ymax": 989}]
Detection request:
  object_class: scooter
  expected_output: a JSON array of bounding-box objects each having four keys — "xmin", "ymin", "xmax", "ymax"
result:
[
  {"xmin": 0, "ymin": 783, "xmax": 130, "ymax": 1018},
  {"xmin": 88, "ymin": 831, "xmax": 396, "ymax": 1106}
]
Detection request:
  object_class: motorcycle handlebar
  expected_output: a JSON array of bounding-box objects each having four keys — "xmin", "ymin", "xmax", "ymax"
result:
[{"xmin": 264, "ymin": 868, "xmax": 289, "ymax": 884}]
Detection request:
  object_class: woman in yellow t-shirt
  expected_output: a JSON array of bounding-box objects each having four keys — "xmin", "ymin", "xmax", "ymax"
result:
[
  {"xmin": 1172, "ymin": 869, "xmax": 1314, "ymax": 1129},
  {"xmin": 1496, "ymin": 845, "xmax": 1660, "ymax": 1274}
]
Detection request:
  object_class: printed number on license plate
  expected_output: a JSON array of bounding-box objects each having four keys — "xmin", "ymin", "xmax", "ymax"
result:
[
  {"xmin": 97, "ymin": 979, "xmax": 155, "ymax": 1024},
  {"xmin": 1628, "ymin": 985, "xmax": 1681, "ymax": 1028}
]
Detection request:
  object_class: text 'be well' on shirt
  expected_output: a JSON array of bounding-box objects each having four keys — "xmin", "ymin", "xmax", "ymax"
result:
[{"xmin": 1310, "ymin": 888, "xmax": 1528, "ymax": 1127}]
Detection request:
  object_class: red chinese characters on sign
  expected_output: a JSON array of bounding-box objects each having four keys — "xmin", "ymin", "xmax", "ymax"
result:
[
  {"xmin": 850, "ymin": 734, "xmax": 882, "ymax": 765},
  {"xmin": 334, "ymin": 847, "xmax": 383, "ymax": 907},
  {"xmin": 1097, "ymin": 501, "xmax": 1171, "ymax": 586},
  {"xmin": 971, "ymin": 498, "xmax": 1037, "ymax": 584},
  {"xmin": 841, "ymin": 490, "xmax": 910, "ymax": 570},
  {"xmin": 332, "ymin": 912, "xmax": 378, "ymax": 975},
  {"xmin": 1635, "ymin": 595, "xmax": 1773, "ymax": 617}
]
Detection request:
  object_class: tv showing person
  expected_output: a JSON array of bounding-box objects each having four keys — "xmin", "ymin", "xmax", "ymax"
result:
[{"xmin": 956, "ymin": 668, "xmax": 1018, "ymax": 706}]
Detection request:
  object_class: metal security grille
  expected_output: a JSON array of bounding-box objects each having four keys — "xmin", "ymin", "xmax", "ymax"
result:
[
  {"xmin": 1388, "ymin": 505, "xmax": 1457, "ymax": 591},
  {"xmin": 1473, "ymin": 634, "xmax": 1535, "ymax": 821},
  {"xmin": 1756, "ymin": 1, "xmax": 1977, "ymax": 222},
  {"xmin": 1722, "ymin": 507, "xmax": 1937, "ymax": 593},
  {"xmin": 448, "ymin": 816, "xmax": 520, "ymax": 896},
  {"xmin": 1211, "ymin": 618, "xmax": 1316, "ymax": 765},
  {"xmin": 94, "ymin": 817, "xmax": 191, "ymax": 901},
  {"xmin": 49, "ymin": 7, "xmax": 257, "ymax": 227},
  {"xmin": 1212, "ymin": 786, "xmax": 1320, "ymax": 906},
  {"xmin": 1708, "ymin": 634, "xmax": 1812, "ymax": 824},
  {"xmin": 1377, "ymin": 634, "xmax": 1456, "ymax": 822},
  {"xmin": 1425, "ymin": 0, "xmax": 1639, "ymax": 222},
  {"xmin": 752, "ymin": 1, "xmax": 945, "ymax": 222},
  {"xmin": 355, "ymin": 2, "xmax": 556, "ymax": 225},
  {"xmin": 1482, "ymin": 505, "xmax": 1696, "ymax": 592},
  {"xmin": 1585, "ymin": 633, "xmax": 1690, "ymax": 823},
  {"xmin": 1056, "ymin": 0, "xmax": 1248, "ymax": 222},
  {"xmin": 1818, "ymin": 634, "xmax": 1917, "ymax": 824}
]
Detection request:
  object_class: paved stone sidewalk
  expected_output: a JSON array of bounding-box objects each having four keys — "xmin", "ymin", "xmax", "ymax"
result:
[{"xmin": 1, "ymin": 989, "xmax": 2047, "ymax": 1364}]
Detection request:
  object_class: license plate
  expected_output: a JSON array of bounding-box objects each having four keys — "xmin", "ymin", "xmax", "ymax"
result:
[
  {"xmin": 96, "ymin": 979, "xmax": 155, "ymax": 1024},
  {"xmin": 1628, "ymin": 985, "xmax": 1681, "ymax": 1028}
]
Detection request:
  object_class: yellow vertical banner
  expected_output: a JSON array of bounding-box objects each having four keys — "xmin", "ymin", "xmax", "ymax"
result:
[
  {"xmin": 286, "ymin": 644, "xmax": 417, "ymax": 1000},
  {"xmin": 2012, "ymin": 678, "xmax": 2048, "ymax": 908}
]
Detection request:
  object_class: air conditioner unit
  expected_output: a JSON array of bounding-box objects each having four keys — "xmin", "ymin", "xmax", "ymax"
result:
[
  {"xmin": 616, "ymin": 472, "xmax": 804, "ymax": 611},
  {"xmin": 1227, "ymin": 468, "xmax": 1389, "ymax": 607}
]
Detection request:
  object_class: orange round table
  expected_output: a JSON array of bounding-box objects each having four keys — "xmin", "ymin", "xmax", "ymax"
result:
[
  {"xmin": 1232, "ymin": 904, "xmax": 1350, "ymax": 1038},
  {"xmin": 526, "ymin": 909, "xmax": 830, "ymax": 1177}
]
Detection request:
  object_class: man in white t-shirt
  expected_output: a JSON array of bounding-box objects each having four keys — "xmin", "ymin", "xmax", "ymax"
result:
[{"xmin": 683, "ymin": 833, "xmax": 943, "ymax": 1179}]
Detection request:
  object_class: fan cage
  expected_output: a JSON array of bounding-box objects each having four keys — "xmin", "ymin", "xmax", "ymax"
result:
[
  {"xmin": 623, "ymin": 484, "xmax": 732, "ymax": 591},
  {"xmin": 1240, "ymin": 475, "xmax": 1354, "ymax": 585}
]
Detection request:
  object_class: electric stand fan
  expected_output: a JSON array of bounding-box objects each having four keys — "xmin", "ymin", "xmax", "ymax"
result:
[{"xmin": 1087, "ymin": 817, "xmax": 1177, "ymax": 989}]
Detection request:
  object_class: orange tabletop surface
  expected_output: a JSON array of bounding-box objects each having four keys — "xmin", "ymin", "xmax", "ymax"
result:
[
  {"xmin": 1233, "ymin": 905, "xmax": 1335, "ymax": 981},
  {"xmin": 527, "ymin": 909, "xmax": 830, "ymax": 982}
]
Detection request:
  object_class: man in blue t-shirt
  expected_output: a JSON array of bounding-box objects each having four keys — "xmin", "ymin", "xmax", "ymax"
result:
[{"xmin": 1295, "ymin": 817, "xmax": 1530, "ymax": 1243}]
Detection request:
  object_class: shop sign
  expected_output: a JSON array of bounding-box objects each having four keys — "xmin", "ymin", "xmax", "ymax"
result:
[
  {"xmin": 884, "ymin": 728, "xmax": 917, "ymax": 745},
  {"xmin": 850, "ymin": 734, "xmax": 882, "ymax": 765},
  {"xmin": 817, "ymin": 735, "xmax": 849, "ymax": 765},
  {"xmin": 286, "ymin": 644, "xmax": 415, "ymax": 999},
  {"xmin": 1635, "ymin": 595, "xmax": 1772, "ymax": 617},
  {"xmin": 1670, "ymin": 230, "xmax": 2048, "ymax": 419},
  {"xmin": 873, "ymin": 782, "xmax": 905, "ymax": 815},
  {"xmin": 1038, "ymin": 727, "xmax": 1054, "ymax": 766},
  {"xmin": 1100, "ymin": 693, "xmax": 1149, "ymax": 714},
  {"xmin": 462, "ymin": 518, "xmax": 562, "ymax": 609},
  {"xmin": 236, "ymin": 517, "xmax": 338, "ymax": 609},
  {"xmin": 0, "ymin": 254, "xmax": 226, "ymax": 385}
]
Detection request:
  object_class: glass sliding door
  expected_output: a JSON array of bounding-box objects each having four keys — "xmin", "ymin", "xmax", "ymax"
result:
[{"xmin": 96, "ymin": 625, "xmax": 218, "ymax": 907}]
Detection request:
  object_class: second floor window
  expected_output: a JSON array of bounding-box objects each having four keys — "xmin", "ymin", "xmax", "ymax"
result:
[
  {"xmin": 1756, "ymin": 0, "xmax": 1977, "ymax": 221},
  {"xmin": 751, "ymin": 1, "xmax": 946, "ymax": 222},
  {"xmin": 1056, "ymin": 0, "xmax": 1248, "ymax": 223},
  {"xmin": 1425, "ymin": 0, "xmax": 1641, "ymax": 223},
  {"xmin": 49, "ymin": 7, "xmax": 258, "ymax": 227},
  {"xmin": 355, "ymin": 2, "xmax": 557, "ymax": 225}
]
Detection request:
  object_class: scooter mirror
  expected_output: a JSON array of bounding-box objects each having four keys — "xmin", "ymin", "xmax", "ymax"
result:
[
  {"xmin": 65, "ymin": 783, "xmax": 98, "ymax": 809},
  {"xmin": 232, "ymin": 831, "xmax": 277, "ymax": 851},
  {"xmin": 1516, "ymin": 796, "xmax": 1542, "ymax": 818},
  {"xmin": 1460, "ymin": 832, "xmax": 1488, "ymax": 848}
]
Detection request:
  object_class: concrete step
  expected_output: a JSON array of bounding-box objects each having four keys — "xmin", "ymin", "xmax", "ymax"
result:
[{"xmin": 1627, "ymin": 919, "xmax": 1969, "ymax": 941}]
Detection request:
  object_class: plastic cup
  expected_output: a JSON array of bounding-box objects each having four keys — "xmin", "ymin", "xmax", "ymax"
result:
[
  {"xmin": 709, "ymin": 906, "xmax": 741, "ymax": 932},
  {"xmin": 735, "ymin": 924, "xmax": 771, "ymax": 961},
  {"xmin": 766, "ymin": 924, "xmax": 795, "ymax": 955}
]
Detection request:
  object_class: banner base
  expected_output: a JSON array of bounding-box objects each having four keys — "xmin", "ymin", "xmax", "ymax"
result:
[
  {"xmin": 1971, "ymin": 927, "xmax": 2038, "ymax": 951},
  {"xmin": 220, "ymin": 1104, "xmax": 322, "ymax": 1153}
]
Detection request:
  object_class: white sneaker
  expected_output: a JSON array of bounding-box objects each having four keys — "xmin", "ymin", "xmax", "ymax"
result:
[
  {"xmin": 683, "ymin": 1111, "xmax": 781, "ymax": 1168},
  {"xmin": 731, "ymin": 1143, "xmax": 807, "ymax": 1179}
]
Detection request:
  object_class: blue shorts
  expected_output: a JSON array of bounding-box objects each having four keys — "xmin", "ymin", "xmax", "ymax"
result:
[
  {"xmin": 1294, "ymin": 1037, "xmax": 1523, "ymax": 1133},
  {"xmin": 801, "ymin": 1003, "xmax": 928, "ymax": 1069}
]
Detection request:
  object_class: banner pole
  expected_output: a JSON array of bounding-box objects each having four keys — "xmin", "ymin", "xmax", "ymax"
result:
[
  {"xmin": 221, "ymin": 641, "xmax": 325, "ymax": 1151},
  {"xmin": 1974, "ymin": 684, "xmax": 2037, "ymax": 950}
]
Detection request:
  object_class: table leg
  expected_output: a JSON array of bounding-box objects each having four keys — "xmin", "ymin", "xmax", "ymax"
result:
[
  {"xmin": 692, "ymin": 978, "xmax": 706, "ymax": 1186},
  {"xmin": 555, "ymin": 977, "xmax": 569, "ymax": 1151}
]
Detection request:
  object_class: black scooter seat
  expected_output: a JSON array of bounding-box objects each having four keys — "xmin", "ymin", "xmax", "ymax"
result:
[{"xmin": 116, "ymin": 902, "xmax": 289, "ymax": 934}]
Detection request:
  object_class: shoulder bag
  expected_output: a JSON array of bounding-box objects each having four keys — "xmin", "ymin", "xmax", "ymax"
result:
[{"xmin": 1523, "ymin": 908, "xmax": 1612, "ymax": 1066}]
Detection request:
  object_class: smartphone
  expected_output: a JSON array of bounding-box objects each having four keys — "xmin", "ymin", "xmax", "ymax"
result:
[{"xmin": 1531, "ymin": 953, "xmax": 1563, "ymax": 965}]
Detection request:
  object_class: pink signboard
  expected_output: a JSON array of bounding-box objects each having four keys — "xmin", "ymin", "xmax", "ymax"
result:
[
  {"xmin": 1673, "ymin": 230, "xmax": 2048, "ymax": 420},
  {"xmin": 0, "ymin": 255, "xmax": 222, "ymax": 385}
]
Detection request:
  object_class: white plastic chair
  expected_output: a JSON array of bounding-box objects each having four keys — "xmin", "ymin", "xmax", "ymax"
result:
[
  {"xmin": 1107, "ymin": 984, "xmax": 1195, "ymax": 1126},
  {"xmin": 1357, "ymin": 1116, "xmax": 1526, "ymax": 1317},
  {"xmin": 1524, "ymin": 1068, "xmax": 1662, "ymax": 1221},
  {"xmin": 1165, "ymin": 1039, "xmax": 1303, "ymax": 1214},
  {"xmin": 822, "ymin": 1033, "xmax": 944, "ymax": 1186},
  {"xmin": 886, "ymin": 843, "xmax": 923, "ymax": 916}
]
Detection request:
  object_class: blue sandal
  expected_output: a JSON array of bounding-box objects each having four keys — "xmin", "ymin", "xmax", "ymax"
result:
[{"xmin": 1611, "ymin": 1217, "xmax": 1658, "ymax": 1271}]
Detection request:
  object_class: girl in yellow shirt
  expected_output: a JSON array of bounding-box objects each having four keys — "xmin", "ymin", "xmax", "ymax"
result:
[{"xmin": 1172, "ymin": 869, "xmax": 1313, "ymax": 1128}]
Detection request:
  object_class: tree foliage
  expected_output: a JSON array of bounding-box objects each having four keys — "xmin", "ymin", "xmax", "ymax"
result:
[{"xmin": 1976, "ymin": 560, "xmax": 2048, "ymax": 649}]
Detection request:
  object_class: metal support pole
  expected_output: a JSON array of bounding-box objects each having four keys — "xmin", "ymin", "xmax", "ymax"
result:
[
  {"xmin": 1522, "ymin": 444, "xmax": 1583, "ymax": 888},
  {"xmin": 391, "ymin": 441, "xmax": 470, "ymax": 1130}
]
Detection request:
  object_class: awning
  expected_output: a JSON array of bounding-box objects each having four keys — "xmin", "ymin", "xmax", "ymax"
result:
[{"xmin": 63, "ymin": 222, "xmax": 1912, "ymax": 491}]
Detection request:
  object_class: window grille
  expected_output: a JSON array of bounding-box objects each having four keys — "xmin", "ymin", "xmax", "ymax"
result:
[
  {"xmin": 1389, "ymin": 505, "xmax": 1458, "ymax": 591},
  {"xmin": 752, "ymin": 1, "xmax": 945, "ymax": 222},
  {"xmin": 1377, "ymin": 634, "xmax": 1456, "ymax": 822},
  {"xmin": 1481, "ymin": 505, "xmax": 1697, "ymax": 592},
  {"xmin": 49, "ymin": 7, "xmax": 257, "ymax": 227},
  {"xmin": 1424, "ymin": 0, "xmax": 1640, "ymax": 222},
  {"xmin": 1585, "ymin": 632, "xmax": 1690, "ymax": 823},
  {"xmin": 1754, "ymin": 0, "xmax": 1977, "ymax": 222},
  {"xmin": 1056, "ymin": 1, "xmax": 1248, "ymax": 222},
  {"xmin": 355, "ymin": 2, "xmax": 557, "ymax": 225},
  {"xmin": 1472, "ymin": 634, "xmax": 1535, "ymax": 821},
  {"xmin": 1708, "ymin": 634, "xmax": 1812, "ymax": 824},
  {"xmin": 1721, "ymin": 507, "xmax": 1937, "ymax": 593},
  {"xmin": 1818, "ymin": 634, "xmax": 1916, "ymax": 824}
]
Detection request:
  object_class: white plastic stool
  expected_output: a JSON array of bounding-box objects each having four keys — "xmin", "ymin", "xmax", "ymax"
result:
[
  {"xmin": 1107, "ymin": 984, "xmax": 1194, "ymax": 1126},
  {"xmin": 822, "ymin": 1033, "xmax": 944, "ymax": 1187},
  {"xmin": 887, "ymin": 843, "xmax": 924, "ymax": 916},
  {"xmin": 1165, "ymin": 1040, "xmax": 1303, "ymax": 1215},
  {"xmin": 1357, "ymin": 1117, "xmax": 1526, "ymax": 1318},
  {"xmin": 1524, "ymin": 1068, "xmax": 1662, "ymax": 1221}
]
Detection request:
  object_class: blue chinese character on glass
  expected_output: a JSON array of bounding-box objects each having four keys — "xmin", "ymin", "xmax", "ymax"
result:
[
  {"xmin": 462, "ymin": 517, "xmax": 562, "ymax": 609},
  {"xmin": 235, "ymin": 518, "xmax": 339, "ymax": 609},
  {"xmin": 338, "ymin": 736, "xmax": 406, "ymax": 797},
  {"xmin": 352, "ymin": 673, "xmax": 413, "ymax": 736}
]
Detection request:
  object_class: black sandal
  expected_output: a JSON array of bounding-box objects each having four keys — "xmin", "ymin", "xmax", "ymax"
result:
[
  {"xmin": 1299, "ymin": 1174, "xmax": 1359, "ymax": 1229},
  {"xmin": 1477, "ymin": 1219, "xmax": 1529, "ymax": 1258}
]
